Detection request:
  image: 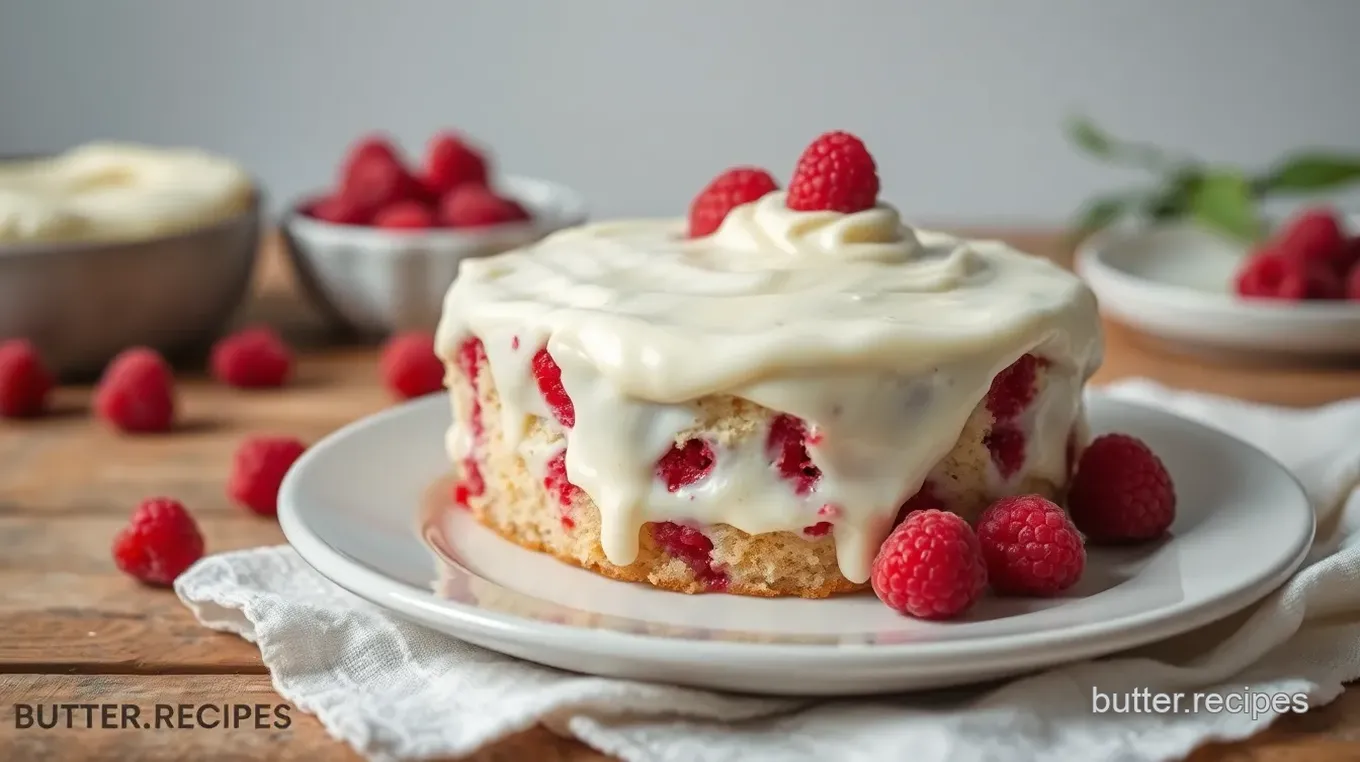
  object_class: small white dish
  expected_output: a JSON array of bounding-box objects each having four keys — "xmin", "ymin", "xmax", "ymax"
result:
[
  {"xmin": 278, "ymin": 394, "xmax": 1313, "ymax": 696},
  {"xmin": 282, "ymin": 176, "xmax": 587, "ymax": 336},
  {"xmin": 1076, "ymin": 222, "xmax": 1360, "ymax": 361}
]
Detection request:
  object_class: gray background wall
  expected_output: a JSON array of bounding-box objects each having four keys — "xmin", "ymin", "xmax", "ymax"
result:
[{"xmin": 1, "ymin": 0, "xmax": 1357, "ymax": 224}]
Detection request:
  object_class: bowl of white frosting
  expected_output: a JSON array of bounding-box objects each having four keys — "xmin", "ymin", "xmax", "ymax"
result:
[
  {"xmin": 281, "ymin": 175, "xmax": 588, "ymax": 336},
  {"xmin": 0, "ymin": 142, "xmax": 260, "ymax": 376}
]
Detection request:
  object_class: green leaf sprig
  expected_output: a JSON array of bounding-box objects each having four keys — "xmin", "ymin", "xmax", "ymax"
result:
[{"xmin": 1067, "ymin": 116, "xmax": 1360, "ymax": 246}]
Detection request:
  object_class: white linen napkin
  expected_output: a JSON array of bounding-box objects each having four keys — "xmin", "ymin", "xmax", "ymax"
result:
[{"xmin": 175, "ymin": 378, "xmax": 1360, "ymax": 762}]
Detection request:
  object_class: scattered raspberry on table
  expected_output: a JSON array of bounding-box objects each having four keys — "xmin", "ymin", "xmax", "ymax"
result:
[
  {"xmin": 0, "ymin": 339, "xmax": 54, "ymax": 418},
  {"xmin": 93, "ymin": 347, "xmax": 177, "ymax": 433},
  {"xmin": 228, "ymin": 436, "xmax": 308, "ymax": 516},
  {"xmin": 380, "ymin": 331, "xmax": 446, "ymax": 400},
  {"xmin": 1068, "ymin": 433, "xmax": 1176, "ymax": 544},
  {"xmin": 871, "ymin": 508, "xmax": 987, "ymax": 619},
  {"xmin": 111, "ymin": 497, "xmax": 205, "ymax": 586},
  {"xmin": 975, "ymin": 494, "xmax": 1086, "ymax": 596},
  {"xmin": 210, "ymin": 327, "xmax": 293, "ymax": 388}
]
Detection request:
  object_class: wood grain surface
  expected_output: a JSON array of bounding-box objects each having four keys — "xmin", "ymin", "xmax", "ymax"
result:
[{"xmin": 1, "ymin": 231, "xmax": 1358, "ymax": 761}]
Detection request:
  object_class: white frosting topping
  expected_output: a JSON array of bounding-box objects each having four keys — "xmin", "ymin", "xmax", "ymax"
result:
[
  {"xmin": 0, "ymin": 142, "xmax": 253, "ymax": 244},
  {"xmin": 435, "ymin": 192, "xmax": 1102, "ymax": 583}
]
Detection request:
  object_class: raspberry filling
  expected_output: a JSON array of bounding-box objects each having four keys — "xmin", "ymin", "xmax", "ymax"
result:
[
  {"xmin": 453, "ymin": 338, "xmax": 489, "ymax": 508},
  {"xmin": 655, "ymin": 439, "xmax": 716, "ymax": 492},
  {"xmin": 543, "ymin": 450, "xmax": 581, "ymax": 528},
  {"xmin": 650, "ymin": 521, "xmax": 728, "ymax": 590},
  {"xmin": 986, "ymin": 353, "xmax": 1040, "ymax": 420},
  {"xmin": 803, "ymin": 521, "xmax": 833, "ymax": 537},
  {"xmin": 803, "ymin": 503, "xmax": 841, "ymax": 536},
  {"xmin": 984, "ymin": 353, "xmax": 1045, "ymax": 480},
  {"xmin": 984, "ymin": 425, "xmax": 1026, "ymax": 479},
  {"xmin": 767, "ymin": 414, "xmax": 821, "ymax": 495},
  {"xmin": 532, "ymin": 348, "xmax": 575, "ymax": 428}
]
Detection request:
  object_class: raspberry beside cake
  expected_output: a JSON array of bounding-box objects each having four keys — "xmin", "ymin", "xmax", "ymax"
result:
[{"xmin": 433, "ymin": 133, "xmax": 1103, "ymax": 598}]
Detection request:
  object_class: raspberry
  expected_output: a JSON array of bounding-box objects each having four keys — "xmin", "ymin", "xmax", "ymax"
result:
[
  {"xmin": 94, "ymin": 347, "xmax": 176, "ymax": 433},
  {"xmin": 786, "ymin": 131, "xmax": 880, "ymax": 213},
  {"xmin": 422, "ymin": 132, "xmax": 489, "ymax": 196},
  {"xmin": 1339, "ymin": 237, "xmax": 1360, "ymax": 277},
  {"xmin": 380, "ymin": 331, "xmax": 444, "ymax": 400},
  {"xmin": 687, "ymin": 167, "xmax": 779, "ymax": 238},
  {"xmin": 1348, "ymin": 262, "xmax": 1360, "ymax": 301},
  {"xmin": 0, "ymin": 339, "xmax": 53, "ymax": 418},
  {"xmin": 650, "ymin": 521, "xmax": 727, "ymax": 591},
  {"xmin": 543, "ymin": 449, "xmax": 580, "ymax": 528},
  {"xmin": 1068, "ymin": 433, "xmax": 1176, "ymax": 543},
  {"xmin": 767, "ymin": 414, "xmax": 821, "ymax": 495},
  {"xmin": 987, "ymin": 353, "xmax": 1041, "ymax": 421},
  {"xmin": 341, "ymin": 135, "xmax": 402, "ymax": 182},
  {"xmin": 227, "ymin": 436, "xmax": 307, "ymax": 516},
  {"xmin": 543, "ymin": 449, "xmax": 581, "ymax": 507},
  {"xmin": 1234, "ymin": 250, "xmax": 1287, "ymax": 298},
  {"xmin": 373, "ymin": 200, "xmax": 436, "ymax": 230},
  {"xmin": 803, "ymin": 521, "xmax": 833, "ymax": 537},
  {"xmin": 457, "ymin": 338, "xmax": 488, "ymax": 441},
  {"xmin": 452, "ymin": 462, "xmax": 485, "ymax": 510},
  {"xmin": 339, "ymin": 135, "xmax": 419, "ymax": 218},
  {"xmin": 1235, "ymin": 249, "xmax": 1344, "ymax": 300},
  {"xmin": 440, "ymin": 185, "xmax": 530, "ymax": 228},
  {"xmin": 531, "ymin": 348, "xmax": 574, "ymax": 427},
  {"xmin": 976, "ymin": 495, "xmax": 1085, "ymax": 596},
  {"xmin": 1277, "ymin": 207, "xmax": 1347, "ymax": 272},
  {"xmin": 871, "ymin": 509, "xmax": 987, "ymax": 619},
  {"xmin": 1278, "ymin": 261, "xmax": 1345, "ymax": 300},
  {"xmin": 453, "ymin": 338, "xmax": 489, "ymax": 508},
  {"xmin": 210, "ymin": 327, "xmax": 293, "ymax": 389},
  {"xmin": 111, "ymin": 497, "xmax": 205, "ymax": 586},
  {"xmin": 307, "ymin": 194, "xmax": 369, "ymax": 225},
  {"xmin": 984, "ymin": 425, "xmax": 1026, "ymax": 479},
  {"xmin": 655, "ymin": 439, "xmax": 716, "ymax": 492}
]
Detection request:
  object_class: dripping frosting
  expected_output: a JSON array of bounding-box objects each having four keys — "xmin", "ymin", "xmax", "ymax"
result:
[{"xmin": 434, "ymin": 191, "xmax": 1102, "ymax": 584}]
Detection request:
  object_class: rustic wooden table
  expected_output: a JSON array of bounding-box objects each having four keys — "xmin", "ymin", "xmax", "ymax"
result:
[{"xmin": 2, "ymin": 231, "xmax": 1358, "ymax": 761}]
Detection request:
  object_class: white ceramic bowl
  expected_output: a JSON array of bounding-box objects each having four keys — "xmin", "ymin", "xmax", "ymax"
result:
[
  {"xmin": 282, "ymin": 176, "xmax": 587, "ymax": 336},
  {"xmin": 1075, "ymin": 221, "xmax": 1360, "ymax": 361}
]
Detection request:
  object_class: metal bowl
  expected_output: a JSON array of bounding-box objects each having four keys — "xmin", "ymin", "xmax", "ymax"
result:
[
  {"xmin": 0, "ymin": 195, "xmax": 262, "ymax": 377},
  {"xmin": 281, "ymin": 176, "xmax": 587, "ymax": 337}
]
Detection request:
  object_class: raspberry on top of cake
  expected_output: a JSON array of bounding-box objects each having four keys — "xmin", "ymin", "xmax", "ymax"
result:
[{"xmin": 434, "ymin": 131, "xmax": 1102, "ymax": 591}]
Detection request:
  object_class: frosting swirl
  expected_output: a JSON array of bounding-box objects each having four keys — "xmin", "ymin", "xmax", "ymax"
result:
[
  {"xmin": 706, "ymin": 191, "xmax": 919, "ymax": 267},
  {"xmin": 0, "ymin": 142, "xmax": 253, "ymax": 244}
]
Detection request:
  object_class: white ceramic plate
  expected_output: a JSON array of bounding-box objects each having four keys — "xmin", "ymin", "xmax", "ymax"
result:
[
  {"xmin": 1076, "ymin": 222, "xmax": 1360, "ymax": 360},
  {"xmin": 278, "ymin": 394, "xmax": 1314, "ymax": 696}
]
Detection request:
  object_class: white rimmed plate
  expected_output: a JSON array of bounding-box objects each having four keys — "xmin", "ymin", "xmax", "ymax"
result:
[
  {"xmin": 1076, "ymin": 222, "xmax": 1360, "ymax": 361},
  {"xmin": 277, "ymin": 394, "xmax": 1314, "ymax": 696}
]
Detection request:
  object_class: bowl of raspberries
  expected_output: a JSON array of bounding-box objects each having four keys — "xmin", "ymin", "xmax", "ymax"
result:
[
  {"xmin": 1076, "ymin": 206, "xmax": 1360, "ymax": 360},
  {"xmin": 283, "ymin": 131, "xmax": 587, "ymax": 336}
]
